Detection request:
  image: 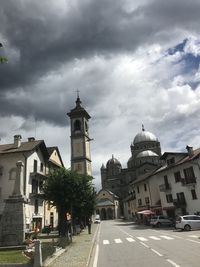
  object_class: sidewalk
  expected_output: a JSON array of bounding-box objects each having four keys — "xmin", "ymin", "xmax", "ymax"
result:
[{"xmin": 44, "ymin": 223, "xmax": 98, "ymax": 267}]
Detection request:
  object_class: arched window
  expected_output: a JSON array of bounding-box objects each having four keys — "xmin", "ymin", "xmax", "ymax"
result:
[
  {"xmin": 74, "ymin": 120, "xmax": 81, "ymax": 131},
  {"xmin": 85, "ymin": 121, "xmax": 88, "ymax": 132}
]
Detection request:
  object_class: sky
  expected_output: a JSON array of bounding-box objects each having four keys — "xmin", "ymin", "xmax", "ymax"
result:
[{"xmin": 1, "ymin": 0, "xmax": 200, "ymax": 190}]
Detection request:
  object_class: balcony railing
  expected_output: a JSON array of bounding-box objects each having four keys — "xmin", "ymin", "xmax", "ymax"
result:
[
  {"xmin": 181, "ymin": 177, "xmax": 196, "ymax": 185},
  {"xmin": 159, "ymin": 183, "xmax": 171, "ymax": 192},
  {"xmin": 173, "ymin": 198, "xmax": 187, "ymax": 207}
]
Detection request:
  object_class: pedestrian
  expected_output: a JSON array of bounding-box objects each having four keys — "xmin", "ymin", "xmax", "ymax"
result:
[{"xmin": 87, "ymin": 217, "xmax": 92, "ymax": 234}]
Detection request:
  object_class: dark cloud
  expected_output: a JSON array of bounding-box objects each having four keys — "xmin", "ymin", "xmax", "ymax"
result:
[
  {"xmin": 1, "ymin": 0, "xmax": 200, "ymax": 91},
  {"xmin": 1, "ymin": 0, "xmax": 200, "ymax": 136}
]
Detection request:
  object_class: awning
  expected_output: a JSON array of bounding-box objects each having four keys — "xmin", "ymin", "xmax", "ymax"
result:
[{"xmin": 137, "ymin": 210, "xmax": 155, "ymax": 215}]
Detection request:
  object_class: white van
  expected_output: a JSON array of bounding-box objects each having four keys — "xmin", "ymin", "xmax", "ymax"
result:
[
  {"xmin": 94, "ymin": 214, "xmax": 101, "ymax": 223},
  {"xmin": 175, "ymin": 215, "xmax": 200, "ymax": 231}
]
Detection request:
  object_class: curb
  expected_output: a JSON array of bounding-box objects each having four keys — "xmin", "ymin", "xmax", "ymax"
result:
[
  {"xmin": 86, "ymin": 224, "xmax": 100, "ymax": 267},
  {"xmin": 43, "ymin": 247, "xmax": 67, "ymax": 267}
]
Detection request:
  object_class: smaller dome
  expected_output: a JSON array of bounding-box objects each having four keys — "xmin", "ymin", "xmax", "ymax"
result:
[
  {"xmin": 136, "ymin": 150, "xmax": 159, "ymax": 158},
  {"xmin": 127, "ymin": 156, "xmax": 133, "ymax": 163},
  {"xmin": 101, "ymin": 163, "xmax": 106, "ymax": 169},
  {"xmin": 134, "ymin": 130, "xmax": 158, "ymax": 144},
  {"xmin": 106, "ymin": 155, "xmax": 122, "ymax": 168}
]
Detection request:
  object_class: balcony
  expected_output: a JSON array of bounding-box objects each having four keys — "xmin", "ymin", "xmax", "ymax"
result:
[
  {"xmin": 159, "ymin": 183, "xmax": 171, "ymax": 192},
  {"xmin": 173, "ymin": 198, "xmax": 187, "ymax": 207},
  {"xmin": 30, "ymin": 171, "xmax": 47, "ymax": 180},
  {"xmin": 181, "ymin": 177, "xmax": 196, "ymax": 186},
  {"xmin": 30, "ymin": 190, "xmax": 45, "ymax": 198}
]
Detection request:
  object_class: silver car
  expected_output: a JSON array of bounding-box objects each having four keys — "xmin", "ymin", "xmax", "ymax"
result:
[
  {"xmin": 175, "ymin": 215, "xmax": 200, "ymax": 231},
  {"xmin": 150, "ymin": 215, "xmax": 173, "ymax": 227}
]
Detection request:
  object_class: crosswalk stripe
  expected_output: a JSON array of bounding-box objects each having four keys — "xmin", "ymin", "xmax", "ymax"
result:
[
  {"xmin": 126, "ymin": 237, "xmax": 135, "ymax": 242},
  {"xmin": 160, "ymin": 235, "xmax": 174, "ymax": 240},
  {"xmin": 188, "ymin": 235, "xmax": 198, "ymax": 238},
  {"xmin": 114, "ymin": 239, "xmax": 122, "ymax": 243},
  {"xmin": 149, "ymin": 236, "xmax": 161, "ymax": 240},
  {"xmin": 103, "ymin": 240, "xmax": 110, "ymax": 245},
  {"xmin": 137, "ymin": 237, "xmax": 148, "ymax": 241}
]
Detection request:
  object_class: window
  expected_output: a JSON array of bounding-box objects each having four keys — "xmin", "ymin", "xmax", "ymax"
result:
[
  {"xmin": 137, "ymin": 186, "xmax": 140, "ymax": 194},
  {"xmin": 0, "ymin": 166, "xmax": 3, "ymax": 176},
  {"xmin": 167, "ymin": 157, "xmax": 175, "ymax": 166},
  {"xmin": 74, "ymin": 120, "xmax": 81, "ymax": 131},
  {"xmin": 166, "ymin": 194, "xmax": 173, "ymax": 203},
  {"xmin": 183, "ymin": 167, "xmax": 196, "ymax": 184},
  {"xmin": 32, "ymin": 179, "xmax": 38, "ymax": 194},
  {"xmin": 85, "ymin": 121, "xmax": 88, "ymax": 132},
  {"xmin": 164, "ymin": 175, "xmax": 170, "ymax": 188},
  {"xmin": 174, "ymin": 171, "xmax": 181, "ymax": 183},
  {"xmin": 34, "ymin": 199, "xmax": 38, "ymax": 214},
  {"xmin": 144, "ymin": 183, "xmax": 147, "ymax": 191},
  {"xmin": 145, "ymin": 197, "xmax": 150, "ymax": 204},
  {"xmin": 191, "ymin": 189, "xmax": 197, "ymax": 200},
  {"xmin": 177, "ymin": 192, "xmax": 186, "ymax": 204},
  {"xmin": 138, "ymin": 199, "xmax": 142, "ymax": 206},
  {"xmin": 34, "ymin": 160, "xmax": 37, "ymax": 172},
  {"xmin": 40, "ymin": 163, "xmax": 44, "ymax": 172},
  {"xmin": 9, "ymin": 168, "xmax": 17, "ymax": 180}
]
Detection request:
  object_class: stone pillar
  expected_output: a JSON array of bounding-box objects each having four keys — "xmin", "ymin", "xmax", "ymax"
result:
[
  {"xmin": 34, "ymin": 240, "xmax": 42, "ymax": 267},
  {"xmin": 0, "ymin": 161, "xmax": 26, "ymax": 246},
  {"xmin": 12, "ymin": 161, "xmax": 24, "ymax": 197}
]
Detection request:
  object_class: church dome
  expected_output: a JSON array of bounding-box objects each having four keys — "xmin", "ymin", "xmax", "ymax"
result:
[
  {"xmin": 133, "ymin": 130, "xmax": 158, "ymax": 144},
  {"xmin": 136, "ymin": 150, "xmax": 159, "ymax": 158},
  {"xmin": 106, "ymin": 155, "xmax": 122, "ymax": 168}
]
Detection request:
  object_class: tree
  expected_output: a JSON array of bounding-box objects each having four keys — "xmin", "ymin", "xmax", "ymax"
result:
[
  {"xmin": 0, "ymin": 43, "xmax": 8, "ymax": 64},
  {"xmin": 43, "ymin": 167, "xmax": 95, "ymax": 236}
]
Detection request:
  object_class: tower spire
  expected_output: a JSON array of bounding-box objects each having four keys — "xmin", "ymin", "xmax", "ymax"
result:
[{"xmin": 76, "ymin": 90, "xmax": 82, "ymax": 107}]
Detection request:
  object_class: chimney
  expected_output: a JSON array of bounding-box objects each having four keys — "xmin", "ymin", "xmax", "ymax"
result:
[
  {"xmin": 14, "ymin": 135, "xmax": 22, "ymax": 148},
  {"xmin": 28, "ymin": 137, "xmax": 35, "ymax": 142},
  {"xmin": 186, "ymin": 145, "xmax": 194, "ymax": 157}
]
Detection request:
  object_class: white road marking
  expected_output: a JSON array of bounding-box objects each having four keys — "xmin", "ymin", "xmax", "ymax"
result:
[
  {"xmin": 188, "ymin": 235, "xmax": 198, "ymax": 238},
  {"xmin": 137, "ymin": 237, "xmax": 148, "ymax": 241},
  {"xmin": 160, "ymin": 235, "xmax": 174, "ymax": 240},
  {"xmin": 92, "ymin": 244, "xmax": 99, "ymax": 267},
  {"xmin": 114, "ymin": 238, "xmax": 122, "ymax": 243},
  {"xmin": 151, "ymin": 248, "xmax": 163, "ymax": 256},
  {"xmin": 170, "ymin": 234, "xmax": 184, "ymax": 239},
  {"xmin": 103, "ymin": 240, "xmax": 110, "ymax": 245},
  {"xmin": 126, "ymin": 237, "xmax": 135, "ymax": 242},
  {"xmin": 166, "ymin": 259, "xmax": 180, "ymax": 267},
  {"xmin": 149, "ymin": 236, "xmax": 161, "ymax": 240},
  {"xmin": 140, "ymin": 242, "xmax": 149, "ymax": 248},
  {"xmin": 186, "ymin": 238, "xmax": 200, "ymax": 244}
]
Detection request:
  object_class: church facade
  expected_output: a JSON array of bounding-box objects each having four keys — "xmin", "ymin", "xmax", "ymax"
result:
[{"xmin": 99, "ymin": 126, "xmax": 162, "ymax": 218}]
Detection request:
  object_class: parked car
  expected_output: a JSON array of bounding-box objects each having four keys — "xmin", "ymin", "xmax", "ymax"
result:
[
  {"xmin": 150, "ymin": 215, "xmax": 173, "ymax": 227},
  {"xmin": 94, "ymin": 215, "xmax": 101, "ymax": 224},
  {"xmin": 175, "ymin": 215, "xmax": 200, "ymax": 231}
]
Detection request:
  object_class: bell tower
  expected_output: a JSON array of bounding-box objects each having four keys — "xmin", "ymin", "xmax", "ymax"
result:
[{"xmin": 67, "ymin": 94, "xmax": 92, "ymax": 175}]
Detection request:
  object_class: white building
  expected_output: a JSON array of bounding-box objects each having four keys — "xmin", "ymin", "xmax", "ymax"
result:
[
  {"xmin": 0, "ymin": 135, "xmax": 64, "ymax": 234},
  {"xmin": 154, "ymin": 145, "xmax": 200, "ymax": 218}
]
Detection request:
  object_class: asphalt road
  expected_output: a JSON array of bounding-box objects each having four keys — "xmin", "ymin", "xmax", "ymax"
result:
[{"xmin": 90, "ymin": 220, "xmax": 200, "ymax": 267}]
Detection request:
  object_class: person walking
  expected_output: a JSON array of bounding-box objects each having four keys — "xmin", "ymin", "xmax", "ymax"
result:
[{"xmin": 87, "ymin": 217, "xmax": 92, "ymax": 234}]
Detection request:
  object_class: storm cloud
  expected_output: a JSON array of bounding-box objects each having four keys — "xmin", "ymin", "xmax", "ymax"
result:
[{"xmin": 1, "ymin": 0, "xmax": 200, "ymax": 189}]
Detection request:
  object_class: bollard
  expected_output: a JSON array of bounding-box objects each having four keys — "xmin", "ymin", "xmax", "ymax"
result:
[{"xmin": 34, "ymin": 240, "xmax": 42, "ymax": 267}]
